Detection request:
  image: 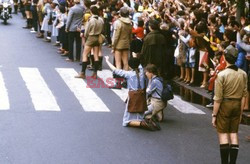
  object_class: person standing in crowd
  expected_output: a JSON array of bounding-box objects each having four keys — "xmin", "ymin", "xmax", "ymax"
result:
[
  {"xmin": 65, "ymin": 0, "xmax": 84, "ymax": 62},
  {"xmin": 105, "ymin": 56, "xmax": 160, "ymax": 131},
  {"xmin": 36, "ymin": 0, "xmax": 45, "ymax": 38},
  {"xmin": 140, "ymin": 19, "xmax": 167, "ymax": 78},
  {"xmin": 75, "ymin": 5, "xmax": 103, "ymax": 79},
  {"xmin": 212, "ymin": 45, "xmax": 248, "ymax": 164},
  {"xmin": 30, "ymin": 0, "xmax": 39, "ymax": 33},
  {"xmin": 23, "ymin": 0, "xmax": 33, "ymax": 29},
  {"xmin": 41, "ymin": 0, "xmax": 53, "ymax": 42},
  {"xmin": 112, "ymin": 6, "xmax": 132, "ymax": 71}
]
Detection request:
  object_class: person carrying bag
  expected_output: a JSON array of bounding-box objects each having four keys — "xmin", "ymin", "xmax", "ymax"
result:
[{"xmin": 105, "ymin": 56, "xmax": 160, "ymax": 131}]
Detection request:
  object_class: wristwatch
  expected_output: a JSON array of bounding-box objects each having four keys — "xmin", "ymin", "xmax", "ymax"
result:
[{"xmin": 212, "ymin": 114, "xmax": 217, "ymax": 117}]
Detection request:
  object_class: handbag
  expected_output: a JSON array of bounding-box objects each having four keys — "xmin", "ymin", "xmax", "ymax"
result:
[
  {"xmin": 127, "ymin": 71, "xmax": 147, "ymax": 113},
  {"xmin": 98, "ymin": 34, "xmax": 105, "ymax": 44}
]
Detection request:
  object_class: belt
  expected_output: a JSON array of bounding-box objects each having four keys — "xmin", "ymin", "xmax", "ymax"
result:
[
  {"xmin": 151, "ymin": 97, "xmax": 161, "ymax": 100},
  {"xmin": 223, "ymin": 98, "xmax": 241, "ymax": 101}
]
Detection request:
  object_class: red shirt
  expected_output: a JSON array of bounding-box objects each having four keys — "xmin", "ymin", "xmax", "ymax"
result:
[{"xmin": 132, "ymin": 27, "xmax": 144, "ymax": 39}]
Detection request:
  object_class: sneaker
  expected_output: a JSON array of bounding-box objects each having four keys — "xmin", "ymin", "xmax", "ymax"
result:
[
  {"xmin": 206, "ymin": 103, "xmax": 214, "ymax": 108},
  {"xmin": 30, "ymin": 29, "xmax": 37, "ymax": 33}
]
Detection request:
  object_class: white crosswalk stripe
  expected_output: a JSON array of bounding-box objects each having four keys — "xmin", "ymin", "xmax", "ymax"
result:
[
  {"xmin": 56, "ymin": 68, "xmax": 110, "ymax": 112},
  {"xmin": 0, "ymin": 72, "xmax": 10, "ymax": 110},
  {"xmin": 0, "ymin": 67, "xmax": 206, "ymax": 114},
  {"xmin": 168, "ymin": 95, "xmax": 206, "ymax": 114},
  {"xmin": 19, "ymin": 67, "xmax": 60, "ymax": 111}
]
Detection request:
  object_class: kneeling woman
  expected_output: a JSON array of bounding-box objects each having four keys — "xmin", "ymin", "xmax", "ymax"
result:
[
  {"xmin": 105, "ymin": 56, "xmax": 159, "ymax": 130},
  {"xmin": 145, "ymin": 64, "xmax": 166, "ymax": 122}
]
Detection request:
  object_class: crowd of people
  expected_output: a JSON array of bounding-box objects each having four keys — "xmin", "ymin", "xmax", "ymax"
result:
[{"xmin": 14, "ymin": 0, "xmax": 250, "ymax": 163}]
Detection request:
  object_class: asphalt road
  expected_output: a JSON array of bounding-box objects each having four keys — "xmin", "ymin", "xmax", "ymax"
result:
[{"xmin": 0, "ymin": 15, "xmax": 249, "ymax": 164}]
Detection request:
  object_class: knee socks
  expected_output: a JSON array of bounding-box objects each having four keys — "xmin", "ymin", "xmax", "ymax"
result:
[
  {"xmin": 220, "ymin": 144, "xmax": 230, "ymax": 164},
  {"xmin": 229, "ymin": 144, "xmax": 239, "ymax": 164},
  {"xmin": 81, "ymin": 62, "xmax": 88, "ymax": 73},
  {"xmin": 94, "ymin": 61, "xmax": 99, "ymax": 73},
  {"xmin": 99, "ymin": 56, "xmax": 103, "ymax": 70}
]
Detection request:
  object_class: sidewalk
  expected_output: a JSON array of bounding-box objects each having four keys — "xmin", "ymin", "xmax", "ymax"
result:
[{"xmin": 173, "ymin": 79, "xmax": 250, "ymax": 125}]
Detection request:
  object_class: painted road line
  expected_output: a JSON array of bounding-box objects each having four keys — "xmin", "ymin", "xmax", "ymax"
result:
[
  {"xmin": 97, "ymin": 69, "xmax": 128, "ymax": 102},
  {"xmin": 19, "ymin": 68, "xmax": 60, "ymax": 111},
  {"xmin": 168, "ymin": 95, "xmax": 206, "ymax": 114},
  {"xmin": 56, "ymin": 68, "xmax": 110, "ymax": 112},
  {"xmin": 0, "ymin": 72, "xmax": 10, "ymax": 110}
]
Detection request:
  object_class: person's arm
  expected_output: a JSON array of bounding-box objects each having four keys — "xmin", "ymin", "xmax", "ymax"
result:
[
  {"xmin": 65, "ymin": 9, "xmax": 73, "ymax": 32},
  {"xmin": 112, "ymin": 20, "xmax": 121, "ymax": 50},
  {"xmin": 104, "ymin": 56, "xmax": 116, "ymax": 71},
  {"xmin": 179, "ymin": 34, "xmax": 191, "ymax": 44},
  {"xmin": 212, "ymin": 74, "xmax": 223, "ymax": 127},
  {"xmin": 146, "ymin": 79, "xmax": 157, "ymax": 95},
  {"xmin": 237, "ymin": 32, "xmax": 250, "ymax": 52}
]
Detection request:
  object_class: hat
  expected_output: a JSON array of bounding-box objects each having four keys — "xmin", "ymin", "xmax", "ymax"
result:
[
  {"xmin": 128, "ymin": 58, "xmax": 140, "ymax": 69},
  {"xmin": 225, "ymin": 45, "xmax": 238, "ymax": 58},
  {"xmin": 52, "ymin": 0, "xmax": 59, "ymax": 5},
  {"xmin": 119, "ymin": 7, "xmax": 129, "ymax": 17}
]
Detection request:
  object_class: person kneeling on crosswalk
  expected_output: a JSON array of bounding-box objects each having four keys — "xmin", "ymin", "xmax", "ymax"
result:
[
  {"xmin": 144, "ymin": 64, "xmax": 167, "ymax": 122},
  {"xmin": 105, "ymin": 56, "xmax": 160, "ymax": 131}
]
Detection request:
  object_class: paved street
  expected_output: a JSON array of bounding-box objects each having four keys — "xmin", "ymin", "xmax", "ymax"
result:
[{"xmin": 0, "ymin": 15, "xmax": 249, "ymax": 164}]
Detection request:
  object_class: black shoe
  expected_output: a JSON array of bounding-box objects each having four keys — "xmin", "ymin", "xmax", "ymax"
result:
[{"xmin": 108, "ymin": 82, "xmax": 122, "ymax": 89}]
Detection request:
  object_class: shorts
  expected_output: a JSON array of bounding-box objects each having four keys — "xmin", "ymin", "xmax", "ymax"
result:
[
  {"xmin": 24, "ymin": 4, "xmax": 31, "ymax": 11},
  {"xmin": 85, "ymin": 35, "xmax": 100, "ymax": 47},
  {"xmin": 216, "ymin": 100, "xmax": 241, "ymax": 133},
  {"xmin": 189, "ymin": 62, "xmax": 195, "ymax": 68}
]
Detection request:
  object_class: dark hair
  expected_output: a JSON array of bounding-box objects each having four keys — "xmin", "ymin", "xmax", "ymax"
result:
[
  {"xmin": 138, "ymin": 18, "xmax": 144, "ymax": 27},
  {"xmin": 149, "ymin": 19, "xmax": 160, "ymax": 30},
  {"xmin": 128, "ymin": 58, "xmax": 140, "ymax": 69},
  {"xmin": 145, "ymin": 64, "xmax": 158, "ymax": 76},
  {"xmin": 224, "ymin": 52, "xmax": 237, "ymax": 64},
  {"xmin": 90, "ymin": 5, "xmax": 99, "ymax": 15},
  {"xmin": 59, "ymin": 5, "xmax": 65, "ymax": 13},
  {"xmin": 224, "ymin": 29, "xmax": 235, "ymax": 41}
]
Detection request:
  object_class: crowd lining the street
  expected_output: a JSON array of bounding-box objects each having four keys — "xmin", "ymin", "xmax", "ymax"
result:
[{"xmin": 11, "ymin": 0, "xmax": 250, "ymax": 163}]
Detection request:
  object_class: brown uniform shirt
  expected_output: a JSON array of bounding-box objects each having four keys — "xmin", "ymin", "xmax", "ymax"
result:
[{"xmin": 214, "ymin": 66, "xmax": 248, "ymax": 102}]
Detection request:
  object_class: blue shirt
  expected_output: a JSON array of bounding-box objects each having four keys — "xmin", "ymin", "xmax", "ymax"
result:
[
  {"xmin": 146, "ymin": 76, "xmax": 163, "ymax": 99},
  {"xmin": 113, "ymin": 65, "xmax": 145, "ymax": 90}
]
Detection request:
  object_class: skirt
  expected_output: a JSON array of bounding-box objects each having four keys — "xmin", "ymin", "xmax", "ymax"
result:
[
  {"xmin": 85, "ymin": 35, "xmax": 100, "ymax": 47},
  {"xmin": 198, "ymin": 50, "xmax": 208, "ymax": 72}
]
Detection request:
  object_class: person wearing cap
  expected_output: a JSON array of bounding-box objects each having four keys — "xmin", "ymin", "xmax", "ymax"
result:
[
  {"xmin": 65, "ymin": 0, "xmax": 84, "ymax": 62},
  {"xmin": 112, "ymin": 6, "xmax": 132, "ymax": 71},
  {"xmin": 212, "ymin": 45, "xmax": 248, "ymax": 164}
]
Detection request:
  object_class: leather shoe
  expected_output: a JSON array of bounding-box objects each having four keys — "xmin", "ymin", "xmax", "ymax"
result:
[{"xmin": 75, "ymin": 72, "xmax": 86, "ymax": 79}]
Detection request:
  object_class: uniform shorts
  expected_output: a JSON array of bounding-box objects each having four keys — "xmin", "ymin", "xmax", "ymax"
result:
[
  {"xmin": 85, "ymin": 35, "xmax": 100, "ymax": 47},
  {"xmin": 216, "ymin": 100, "xmax": 241, "ymax": 133}
]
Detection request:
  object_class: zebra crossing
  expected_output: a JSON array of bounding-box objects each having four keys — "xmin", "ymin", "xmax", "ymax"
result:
[{"xmin": 0, "ymin": 67, "xmax": 206, "ymax": 114}]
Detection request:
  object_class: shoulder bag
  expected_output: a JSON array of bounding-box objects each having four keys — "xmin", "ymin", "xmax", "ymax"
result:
[{"xmin": 127, "ymin": 71, "xmax": 147, "ymax": 113}]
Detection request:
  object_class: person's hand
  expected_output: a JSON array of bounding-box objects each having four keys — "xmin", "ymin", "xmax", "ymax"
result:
[
  {"xmin": 65, "ymin": 29, "xmax": 69, "ymax": 33},
  {"xmin": 111, "ymin": 49, "xmax": 114, "ymax": 54},
  {"xmin": 246, "ymin": 55, "xmax": 250, "ymax": 61},
  {"xmin": 212, "ymin": 117, "xmax": 216, "ymax": 128},
  {"xmin": 104, "ymin": 56, "xmax": 109, "ymax": 62}
]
